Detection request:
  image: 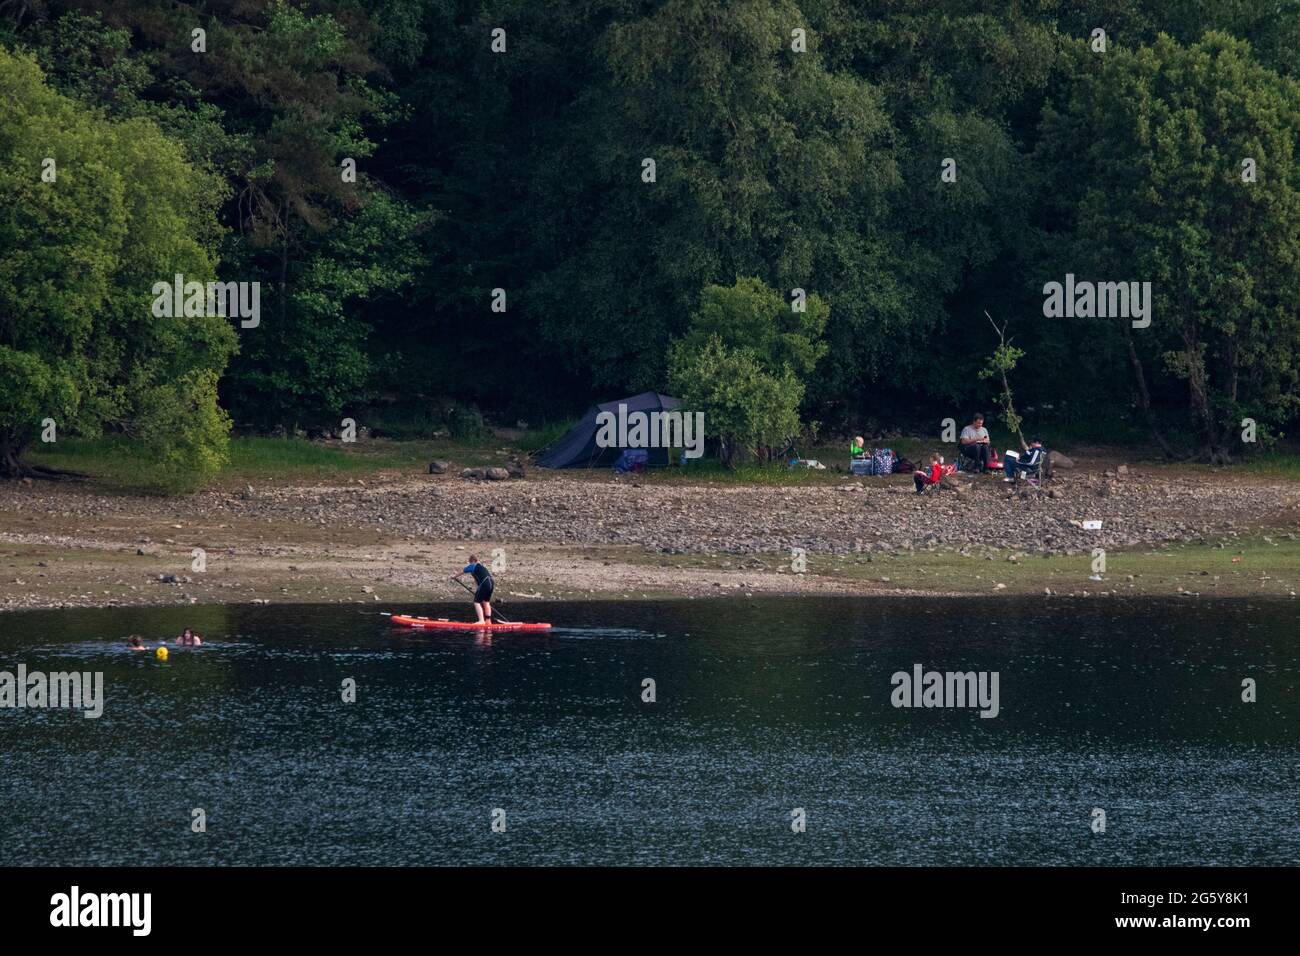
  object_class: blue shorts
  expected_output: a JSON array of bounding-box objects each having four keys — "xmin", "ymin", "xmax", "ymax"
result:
[{"xmin": 474, "ymin": 578, "xmax": 494, "ymax": 603}]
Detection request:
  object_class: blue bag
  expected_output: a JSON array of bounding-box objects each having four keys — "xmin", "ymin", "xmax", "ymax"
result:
[
  {"xmin": 871, "ymin": 448, "xmax": 894, "ymax": 476},
  {"xmin": 613, "ymin": 449, "xmax": 649, "ymax": 473}
]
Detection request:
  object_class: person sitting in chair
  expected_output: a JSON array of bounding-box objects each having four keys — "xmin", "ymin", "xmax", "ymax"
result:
[
  {"xmin": 958, "ymin": 413, "xmax": 992, "ymax": 473},
  {"xmin": 850, "ymin": 436, "xmax": 866, "ymax": 459},
  {"xmin": 1003, "ymin": 439, "xmax": 1045, "ymax": 482},
  {"xmin": 914, "ymin": 453, "xmax": 943, "ymax": 494}
]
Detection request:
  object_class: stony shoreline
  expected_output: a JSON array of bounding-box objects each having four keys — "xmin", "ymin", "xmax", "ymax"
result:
[{"xmin": 2, "ymin": 458, "xmax": 1299, "ymax": 611}]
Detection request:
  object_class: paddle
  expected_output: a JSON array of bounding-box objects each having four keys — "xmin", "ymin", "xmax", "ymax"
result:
[{"xmin": 451, "ymin": 576, "xmax": 513, "ymax": 623}]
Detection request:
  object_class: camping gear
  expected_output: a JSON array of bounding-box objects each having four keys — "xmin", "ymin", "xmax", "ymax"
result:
[
  {"xmin": 534, "ymin": 391, "xmax": 682, "ymax": 468},
  {"xmin": 894, "ymin": 456, "xmax": 914, "ymax": 474},
  {"xmin": 957, "ymin": 450, "xmax": 997, "ymax": 472},
  {"xmin": 918, "ymin": 462, "xmax": 957, "ymax": 494},
  {"xmin": 1004, "ymin": 447, "xmax": 1045, "ymax": 487},
  {"xmin": 848, "ymin": 448, "xmax": 896, "ymax": 476},
  {"xmin": 613, "ymin": 449, "xmax": 649, "ymax": 473},
  {"xmin": 389, "ymin": 615, "xmax": 552, "ymax": 632}
]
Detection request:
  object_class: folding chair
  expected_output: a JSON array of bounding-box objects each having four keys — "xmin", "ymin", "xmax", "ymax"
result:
[{"xmin": 1010, "ymin": 450, "xmax": 1047, "ymax": 494}]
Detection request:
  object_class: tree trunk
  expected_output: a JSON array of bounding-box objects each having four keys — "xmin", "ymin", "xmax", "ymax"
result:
[
  {"xmin": 1122, "ymin": 324, "xmax": 1179, "ymax": 458},
  {"xmin": 1170, "ymin": 289, "xmax": 1230, "ymax": 465},
  {"xmin": 1180, "ymin": 332, "xmax": 1229, "ymax": 464},
  {"xmin": 279, "ymin": 228, "xmax": 290, "ymax": 328},
  {"xmin": 1189, "ymin": 378, "xmax": 1230, "ymax": 464},
  {"xmin": 0, "ymin": 432, "xmax": 87, "ymax": 481},
  {"xmin": 997, "ymin": 362, "xmax": 1027, "ymax": 453},
  {"xmin": 0, "ymin": 434, "xmax": 24, "ymax": 479},
  {"xmin": 1225, "ymin": 337, "xmax": 1239, "ymax": 404},
  {"xmin": 983, "ymin": 313, "xmax": 1027, "ymax": 452}
]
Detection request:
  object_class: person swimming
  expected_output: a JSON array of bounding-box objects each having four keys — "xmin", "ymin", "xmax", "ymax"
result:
[
  {"xmin": 128, "ymin": 634, "xmax": 147, "ymax": 651},
  {"xmin": 175, "ymin": 628, "xmax": 203, "ymax": 646}
]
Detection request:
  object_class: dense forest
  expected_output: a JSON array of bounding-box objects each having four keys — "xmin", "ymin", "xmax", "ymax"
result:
[{"xmin": 2, "ymin": 1, "xmax": 1299, "ymax": 482}]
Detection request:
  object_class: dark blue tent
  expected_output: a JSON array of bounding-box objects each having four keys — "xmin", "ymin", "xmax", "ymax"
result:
[{"xmin": 534, "ymin": 391, "xmax": 682, "ymax": 468}]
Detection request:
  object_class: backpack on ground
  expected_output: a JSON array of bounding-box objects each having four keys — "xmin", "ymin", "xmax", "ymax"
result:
[{"xmin": 871, "ymin": 448, "xmax": 894, "ymax": 477}]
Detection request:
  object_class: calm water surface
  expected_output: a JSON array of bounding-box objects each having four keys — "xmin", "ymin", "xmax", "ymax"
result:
[{"xmin": 0, "ymin": 597, "xmax": 1296, "ymax": 865}]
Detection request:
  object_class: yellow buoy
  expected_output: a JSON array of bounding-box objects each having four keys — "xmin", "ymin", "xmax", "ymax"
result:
[{"xmin": 156, "ymin": 646, "xmax": 169, "ymax": 661}]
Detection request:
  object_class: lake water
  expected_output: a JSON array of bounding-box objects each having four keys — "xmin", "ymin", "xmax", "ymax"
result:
[{"xmin": 0, "ymin": 598, "xmax": 1296, "ymax": 865}]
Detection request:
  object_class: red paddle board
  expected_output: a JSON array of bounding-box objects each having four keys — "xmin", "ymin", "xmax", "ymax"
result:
[{"xmin": 389, "ymin": 615, "xmax": 552, "ymax": 632}]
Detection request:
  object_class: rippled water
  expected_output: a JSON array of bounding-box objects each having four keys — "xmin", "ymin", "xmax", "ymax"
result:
[{"xmin": 0, "ymin": 598, "xmax": 1296, "ymax": 865}]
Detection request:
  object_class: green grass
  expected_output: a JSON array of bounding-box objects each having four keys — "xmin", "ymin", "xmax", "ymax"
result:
[
  {"xmin": 31, "ymin": 435, "xmax": 401, "ymax": 490},
  {"xmin": 1238, "ymin": 447, "xmax": 1300, "ymax": 481},
  {"xmin": 516, "ymin": 419, "xmax": 576, "ymax": 453},
  {"xmin": 361, "ymin": 405, "xmax": 446, "ymax": 441},
  {"xmin": 27, "ymin": 434, "xmax": 516, "ymax": 491},
  {"xmin": 28, "ymin": 431, "xmax": 945, "ymax": 492},
  {"xmin": 26, "ymin": 436, "xmax": 169, "ymax": 491},
  {"xmin": 229, "ymin": 435, "xmax": 503, "ymax": 474},
  {"xmin": 629, "ymin": 535, "xmax": 1300, "ymax": 596},
  {"xmin": 28, "ymin": 431, "xmax": 1300, "ymax": 494},
  {"xmin": 226, "ymin": 437, "xmax": 404, "ymax": 474}
]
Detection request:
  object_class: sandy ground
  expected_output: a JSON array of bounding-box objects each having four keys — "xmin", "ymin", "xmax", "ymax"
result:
[{"xmin": 0, "ymin": 535, "xmax": 902, "ymax": 612}]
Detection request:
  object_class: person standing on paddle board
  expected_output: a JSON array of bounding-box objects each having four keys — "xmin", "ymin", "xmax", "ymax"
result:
[{"xmin": 453, "ymin": 555, "xmax": 494, "ymax": 624}]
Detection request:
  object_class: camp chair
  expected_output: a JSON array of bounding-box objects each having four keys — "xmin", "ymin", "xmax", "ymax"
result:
[
  {"xmin": 955, "ymin": 444, "xmax": 994, "ymax": 474},
  {"xmin": 920, "ymin": 462, "xmax": 956, "ymax": 496},
  {"xmin": 1009, "ymin": 448, "xmax": 1047, "ymax": 493}
]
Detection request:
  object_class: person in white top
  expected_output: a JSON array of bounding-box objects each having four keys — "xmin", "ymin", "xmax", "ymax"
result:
[{"xmin": 958, "ymin": 413, "xmax": 991, "ymax": 473}]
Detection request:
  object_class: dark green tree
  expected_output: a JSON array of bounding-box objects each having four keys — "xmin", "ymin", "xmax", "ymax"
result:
[
  {"xmin": 668, "ymin": 277, "xmax": 828, "ymax": 465},
  {"xmin": 0, "ymin": 48, "xmax": 236, "ymax": 485},
  {"xmin": 1036, "ymin": 32, "xmax": 1300, "ymax": 460}
]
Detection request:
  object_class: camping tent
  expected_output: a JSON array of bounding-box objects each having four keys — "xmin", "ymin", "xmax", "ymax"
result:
[{"xmin": 534, "ymin": 391, "xmax": 682, "ymax": 468}]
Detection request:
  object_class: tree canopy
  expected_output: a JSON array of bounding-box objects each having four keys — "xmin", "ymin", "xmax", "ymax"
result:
[
  {"xmin": 1036, "ymin": 31, "xmax": 1300, "ymax": 461},
  {"xmin": 0, "ymin": 46, "xmax": 236, "ymax": 486},
  {"xmin": 2, "ymin": 1, "xmax": 1299, "ymax": 473}
]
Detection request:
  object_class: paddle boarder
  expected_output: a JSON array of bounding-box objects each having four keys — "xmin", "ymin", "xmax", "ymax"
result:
[{"xmin": 453, "ymin": 555, "xmax": 495, "ymax": 625}]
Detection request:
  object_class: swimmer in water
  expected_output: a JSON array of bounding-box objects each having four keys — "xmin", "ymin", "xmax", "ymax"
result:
[
  {"xmin": 175, "ymin": 627, "xmax": 203, "ymax": 646},
  {"xmin": 128, "ymin": 634, "xmax": 146, "ymax": 651}
]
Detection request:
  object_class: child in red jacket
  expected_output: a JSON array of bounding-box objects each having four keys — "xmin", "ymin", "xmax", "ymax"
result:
[{"xmin": 914, "ymin": 453, "xmax": 942, "ymax": 494}]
